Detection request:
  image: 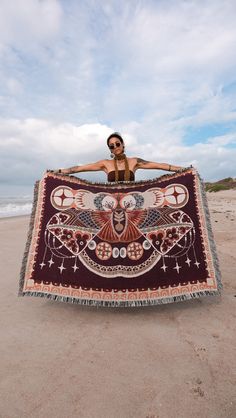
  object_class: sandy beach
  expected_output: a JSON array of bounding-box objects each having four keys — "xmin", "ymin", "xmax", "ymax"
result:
[{"xmin": 0, "ymin": 190, "xmax": 235, "ymax": 418}]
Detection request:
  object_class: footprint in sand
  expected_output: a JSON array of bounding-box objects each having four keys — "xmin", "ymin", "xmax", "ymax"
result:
[
  {"xmin": 145, "ymin": 415, "xmax": 159, "ymax": 418},
  {"xmin": 191, "ymin": 378, "xmax": 205, "ymax": 398},
  {"xmin": 193, "ymin": 386, "xmax": 205, "ymax": 397},
  {"xmin": 195, "ymin": 346, "xmax": 207, "ymax": 360}
]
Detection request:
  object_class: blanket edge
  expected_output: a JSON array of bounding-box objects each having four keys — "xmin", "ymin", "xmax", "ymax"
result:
[
  {"xmin": 18, "ymin": 289, "xmax": 221, "ymax": 308},
  {"xmin": 196, "ymin": 171, "xmax": 223, "ymax": 291},
  {"xmin": 18, "ymin": 180, "xmax": 40, "ymax": 295}
]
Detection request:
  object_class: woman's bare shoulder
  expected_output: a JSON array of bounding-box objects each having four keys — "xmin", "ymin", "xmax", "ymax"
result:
[
  {"xmin": 102, "ymin": 158, "xmax": 111, "ymax": 165},
  {"xmin": 96, "ymin": 158, "xmax": 110, "ymax": 166}
]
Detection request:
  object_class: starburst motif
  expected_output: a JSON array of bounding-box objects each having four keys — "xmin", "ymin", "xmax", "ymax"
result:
[
  {"xmin": 173, "ymin": 261, "xmax": 182, "ymax": 274},
  {"xmin": 48, "ymin": 258, "xmax": 54, "ymax": 268},
  {"xmin": 194, "ymin": 260, "xmax": 200, "ymax": 268},
  {"xmin": 58, "ymin": 262, "xmax": 66, "ymax": 274},
  {"xmin": 161, "ymin": 263, "xmax": 167, "ymax": 272},
  {"xmin": 185, "ymin": 256, "xmax": 191, "ymax": 266},
  {"xmin": 40, "ymin": 261, "xmax": 46, "ymax": 269},
  {"xmin": 72, "ymin": 260, "xmax": 79, "ymax": 272}
]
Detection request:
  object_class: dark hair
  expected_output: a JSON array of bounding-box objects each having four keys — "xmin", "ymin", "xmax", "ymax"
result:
[{"xmin": 106, "ymin": 132, "xmax": 124, "ymax": 147}]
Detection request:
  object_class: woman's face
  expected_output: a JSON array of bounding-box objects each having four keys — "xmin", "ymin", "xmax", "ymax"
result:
[{"xmin": 108, "ymin": 137, "xmax": 124, "ymax": 156}]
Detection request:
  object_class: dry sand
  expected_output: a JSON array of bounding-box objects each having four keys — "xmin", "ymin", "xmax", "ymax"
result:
[{"xmin": 0, "ymin": 191, "xmax": 235, "ymax": 418}]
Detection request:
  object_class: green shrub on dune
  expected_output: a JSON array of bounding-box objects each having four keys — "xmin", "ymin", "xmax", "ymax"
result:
[{"xmin": 205, "ymin": 177, "xmax": 236, "ymax": 192}]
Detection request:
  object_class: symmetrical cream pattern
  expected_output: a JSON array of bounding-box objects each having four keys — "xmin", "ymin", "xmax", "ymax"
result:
[{"xmin": 21, "ymin": 168, "xmax": 221, "ymax": 305}]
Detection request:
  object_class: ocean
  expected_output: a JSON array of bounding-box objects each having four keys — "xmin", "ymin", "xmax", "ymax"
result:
[{"xmin": 0, "ymin": 196, "xmax": 33, "ymax": 218}]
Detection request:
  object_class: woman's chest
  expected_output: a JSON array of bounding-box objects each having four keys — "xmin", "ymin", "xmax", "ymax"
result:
[{"xmin": 106, "ymin": 158, "xmax": 136, "ymax": 172}]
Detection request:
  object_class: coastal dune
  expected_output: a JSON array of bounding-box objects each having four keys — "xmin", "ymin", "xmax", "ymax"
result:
[{"xmin": 0, "ymin": 190, "xmax": 235, "ymax": 418}]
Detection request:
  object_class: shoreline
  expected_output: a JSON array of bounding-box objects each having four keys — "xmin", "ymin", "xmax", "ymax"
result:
[
  {"xmin": 0, "ymin": 214, "xmax": 30, "ymax": 222},
  {"xmin": 0, "ymin": 188, "xmax": 235, "ymax": 220}
]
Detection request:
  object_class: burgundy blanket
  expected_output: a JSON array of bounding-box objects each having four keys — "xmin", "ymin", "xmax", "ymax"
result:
[{"xmin": 19, "ymin": 167, "xmax": 222, "ymax": 307}]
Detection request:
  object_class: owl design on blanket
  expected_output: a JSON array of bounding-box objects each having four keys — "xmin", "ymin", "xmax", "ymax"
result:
[{"xmin": 42, "ymin": 183, "xmax": 196, "ymax": 278}]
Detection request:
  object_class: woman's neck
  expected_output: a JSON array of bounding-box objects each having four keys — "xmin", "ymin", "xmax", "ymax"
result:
[{"xmin": 114, "ymin": 153, "xmax": 126, "ymax": 160}]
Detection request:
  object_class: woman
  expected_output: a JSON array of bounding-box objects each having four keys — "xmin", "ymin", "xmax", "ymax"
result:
[{"xmin": 51, "ymin": 132, "xmax": 184, "ymax": 181}]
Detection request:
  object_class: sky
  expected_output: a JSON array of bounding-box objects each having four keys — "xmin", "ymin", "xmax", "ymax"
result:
[{"xmin": 0, "ymin": 0, "xmax": 236, "ymax": 196}]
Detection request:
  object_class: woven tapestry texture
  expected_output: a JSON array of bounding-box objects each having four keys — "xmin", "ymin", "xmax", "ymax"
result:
[{"xmin": 19, "ymin": 167, "xmax": 222, "ymax": 307}]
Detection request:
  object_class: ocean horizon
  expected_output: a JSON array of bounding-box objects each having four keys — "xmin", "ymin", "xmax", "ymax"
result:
[{"xmin": 0, "ymin": 196, "xmax": 33, "ymax": 218}]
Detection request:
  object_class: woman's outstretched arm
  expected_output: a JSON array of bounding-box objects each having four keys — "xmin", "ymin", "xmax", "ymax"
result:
[
  {"xmin": 50, "ymin": 160, "xmax": 107, "ymax": 175},
  {"xmin": 134, "ymin": 158, "xmax": 184, "ymax": 172}
]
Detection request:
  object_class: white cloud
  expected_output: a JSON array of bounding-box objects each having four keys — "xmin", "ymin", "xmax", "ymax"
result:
[
  {"xmin": 0, "ymin": 118, "xmax": 235, "ymax": 196},
  {"xmin": 0, "ymin": 118, "xmax": 113, "ymax": 189},
  {"xmin": 0, "ymin": 0, "xmax": 62, "ymax": 48},
  {"xmin": 5, "ymin": 77, "xmax": 23, "ymax": 95},
  {"xmin": 0, "ymin": 0, "xmax": 236, "ymax": 194}
]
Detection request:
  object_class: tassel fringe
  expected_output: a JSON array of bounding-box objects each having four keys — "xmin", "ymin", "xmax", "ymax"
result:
[
  {"xmin": 18, "ymin": 180, "xmax": 40, "ymax": 295},
  {"xmin": 18, "ymin": 289, "xmax": 221, "ymax": 308},
  {"xmin": 196, "ymin": 171, "xmax": 223, "ymax": 291},
  {"xmin": 45, "ymin": 166, "xmax": 194, "ymax": 186},
  {"xmin": 18, "ymin": 167, "xmax": 223, "ymax": 308}
]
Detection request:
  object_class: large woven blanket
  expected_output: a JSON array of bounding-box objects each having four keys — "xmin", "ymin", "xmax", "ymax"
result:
[{"xmin": 19, "ymin": 167, "xmax": 222, "ymax": 307}]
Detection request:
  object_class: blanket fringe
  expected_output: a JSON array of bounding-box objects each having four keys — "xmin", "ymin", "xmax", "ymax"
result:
[
  {"xmin": 18, "ymin": 180, "xmax": 40, "ymax": 295},
  {"xmin": 45, "ymin": 166, "xmax": 194, "ymax": 186},
  {"xmin": 18, "ymin": 289, "xmax": 221, "ymax": 308},
  {"xmin": 18, "ymin": 167, "xmax": 223, "ymax": 307},
  {"xmin": 196, "ymin": 171, "xmax": 223, "ymax": 291}
]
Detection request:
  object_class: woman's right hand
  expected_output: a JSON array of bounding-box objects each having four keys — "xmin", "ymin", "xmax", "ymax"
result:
[{"xmin": 46, "ymin": 169, "xmax": 61, "ymax": 173}]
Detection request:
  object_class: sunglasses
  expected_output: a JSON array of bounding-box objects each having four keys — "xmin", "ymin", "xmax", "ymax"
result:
[{"xmin": 109, "ymin": 141, "xmax": 122, "ymax": 150}]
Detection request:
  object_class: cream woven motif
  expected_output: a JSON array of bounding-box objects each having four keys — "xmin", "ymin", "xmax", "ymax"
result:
[{"xmin": 18, "ymin": 167, "xmax": 222, "ymax": 307}]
